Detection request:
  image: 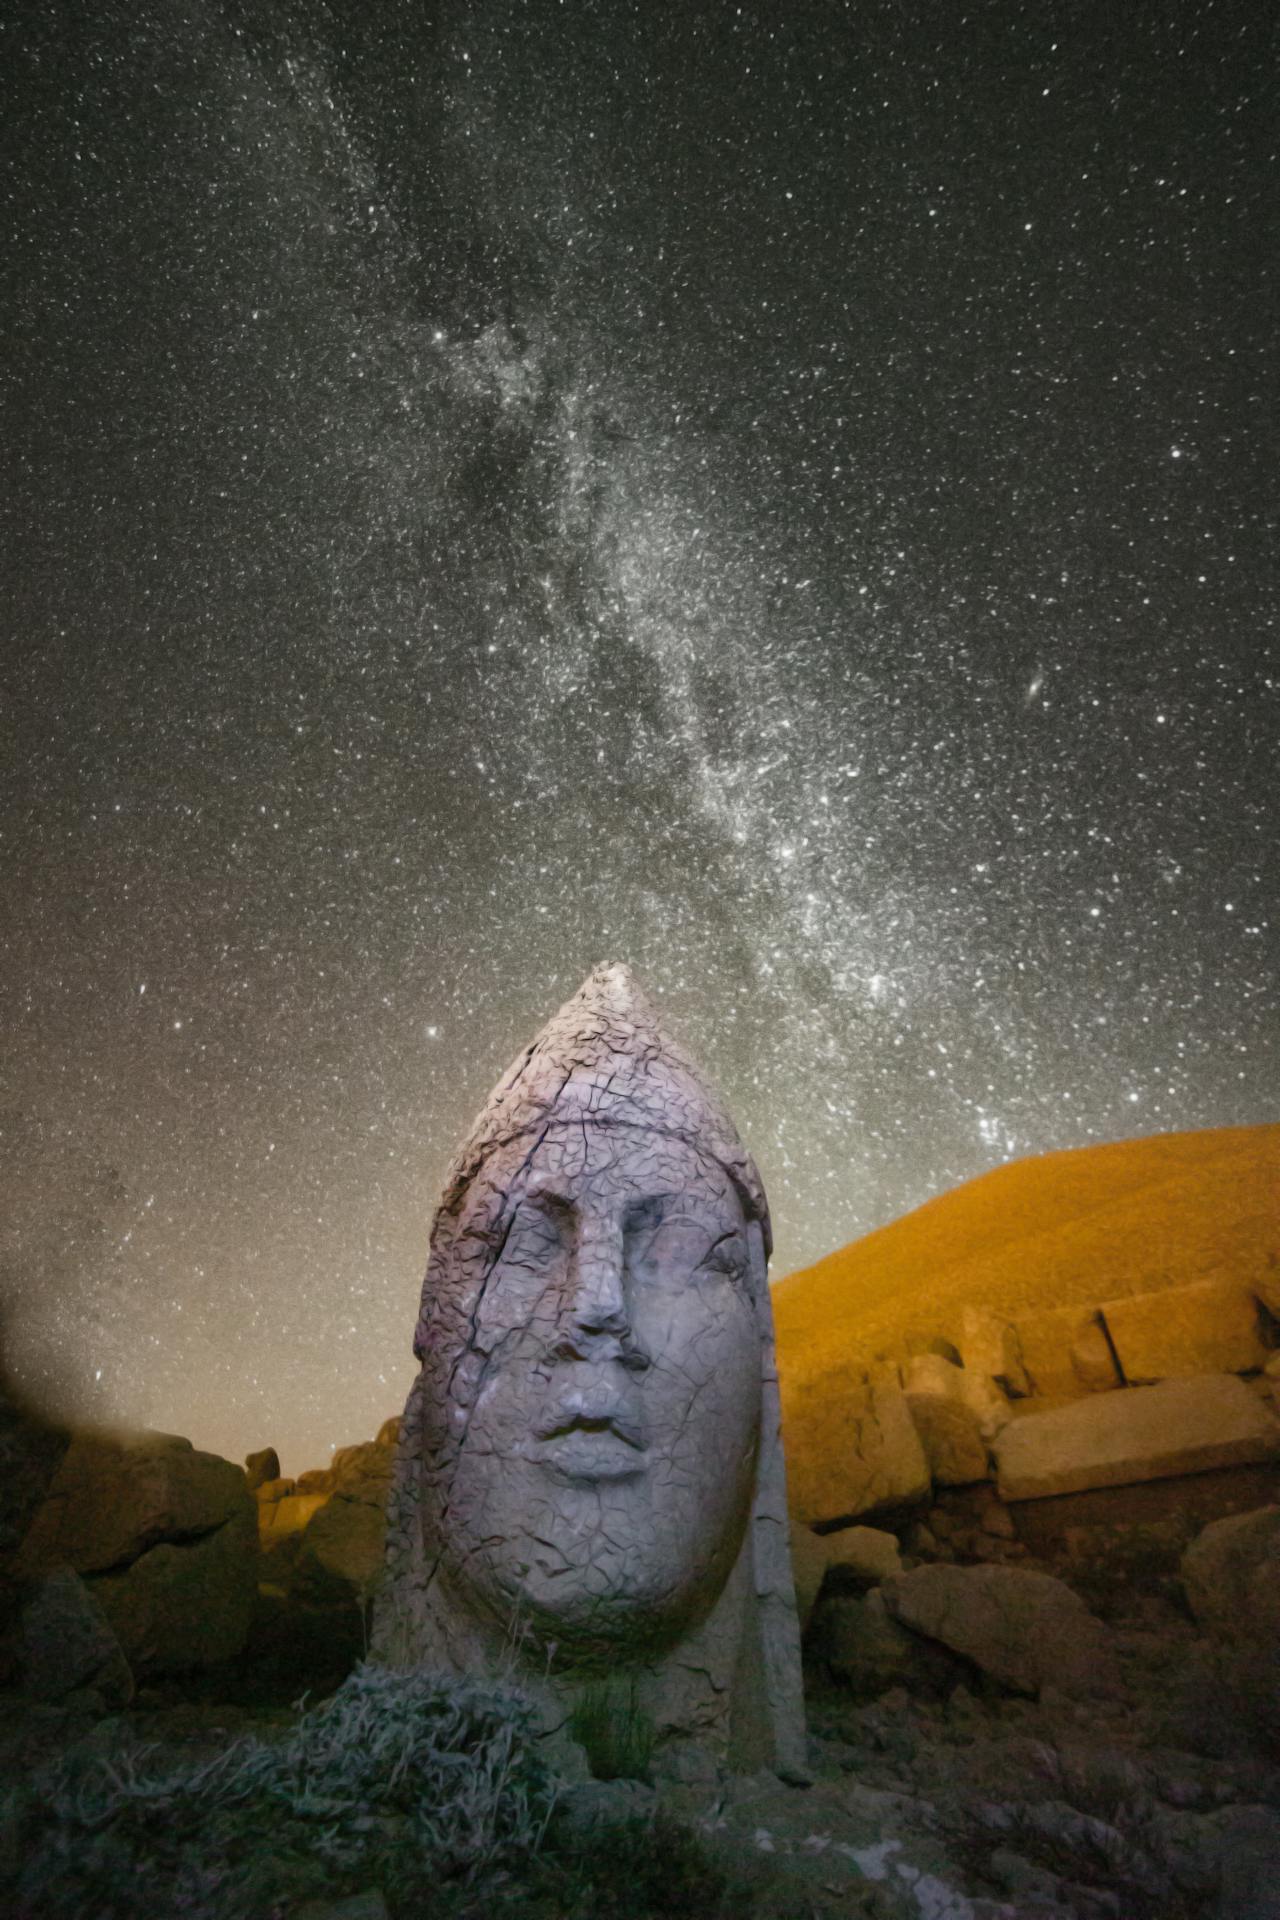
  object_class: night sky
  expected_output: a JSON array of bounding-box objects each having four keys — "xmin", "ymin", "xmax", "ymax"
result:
[{"xmin": 2, "ymin": 1, "xmax": 1275, "ymax": 1472}]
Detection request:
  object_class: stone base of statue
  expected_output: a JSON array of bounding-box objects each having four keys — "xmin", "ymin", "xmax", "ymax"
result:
[{"xmin": 373, "ymin": 965, "xmax": 806, "ymax": 1780}]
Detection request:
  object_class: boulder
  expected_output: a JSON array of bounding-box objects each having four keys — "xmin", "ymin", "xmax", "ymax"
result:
[
  {"xmin": 1101, "ymin": 1277, "xmax": 1269, "ymax": 1383},
  {"xmin": 1201, "ymin": 1804, "xmax": 1280, "ymax": 1920},
  {"xmin": 959, "ymin": 1306, "xmax": 1030, "ymax": 1397},
  {"xmin": 809, "ymin": 1582, "xmax": 951, "ymax": 1704},
  {"xmin": 89, "ymin": 1499, "xmax": 259, "ymax": 1673},
  {"xmin": 0, "ymin": 1390, "xmax": 68, "ymax": 1568},
  {"xmin": 20, "ymin": 1430, "xmax": 250, "ymax": 1577},
  {"xmin": 258, "ymin": 1492, "xmax": 328, "ymax": 1543},
  {"xmin": 902, "ymin": 1355, "xmax": 995, "ymax": 1484},
  {"xmin": 784, "ymin": 1369, "xmax": 931, "ymax": 1527},
  {"xmin": 882, "ymin": 1563, "xmax": 1120, "ymax": 1699},
  {"xmin": 808, "ymin": 1587, "xmax": 961, "ymax": 1699},
  {"xmin": 20, "ymin": 1567, "xmax": 133, "ymax": 1706},
  {"xmin": 329, "ymin": 1440, "xmax": 394, "ymax": 1499},
  {"xmin": 18, "ymin": 1429, "xmax": 259, "ymax": 1674},
  {"xmin": 994, "ymin": 1375, "xmax": 1280, "ymax": 1501},
  {"xmin": 790, "ymin": 1521, "xmax": 902, "ymax": 1626},
  {"xmin": 254, "ymin": 1475, "xmax": 297, "ymax": 1504},
  {"xmin": 1181, "ymin": 1506, "xmax": 1280, "ymax": 1643},
  {"xmin": 295, "ymin": 1468, "xmax": 336, "ymax": 1496},
  {"xmin": 1009, "ymin": 1305, "xmax": 1122, "ymax": 1399},
  {"xmin": 244, "ymin": 1447, "xmax": 280, "ymax": 1492},
  {"xmin": 286, "ymin": 1437, "xmax": 395, "ymax": 1609},
  {"xmin": 291, "ymin": 1494, "xmax": 388, "ymax": 1610}
]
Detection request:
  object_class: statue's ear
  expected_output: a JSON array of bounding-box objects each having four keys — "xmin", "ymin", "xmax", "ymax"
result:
[{"xmin": 745, "ymin": 1215, "xmax": 770, "ymax": 1317}]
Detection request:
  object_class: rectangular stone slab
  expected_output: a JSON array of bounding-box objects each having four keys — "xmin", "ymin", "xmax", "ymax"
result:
[
  {"xmin": 995, "ymin": 1374, "xmax": 1280, "ymax": 1501},
  {"xmin": 1100, "ymin": 1276, "xmax": 1269, "ymax": 1383}
]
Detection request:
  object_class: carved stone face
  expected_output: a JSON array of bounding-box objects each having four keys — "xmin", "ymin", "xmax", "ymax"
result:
[{"xmin": 423, "ymin": 1122, "xmax": 762, "ymax": 1656}]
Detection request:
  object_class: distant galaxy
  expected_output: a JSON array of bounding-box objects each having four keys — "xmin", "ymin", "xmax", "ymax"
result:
[{"xmin": 1, "ymin": 1, "xmax": 1274, "ymax": 1468}]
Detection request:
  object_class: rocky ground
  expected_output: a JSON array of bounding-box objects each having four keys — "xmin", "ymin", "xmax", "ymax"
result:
[{"xmin": 3, "ymin": 1495, "xmax": 1278, "ymax": 1919}]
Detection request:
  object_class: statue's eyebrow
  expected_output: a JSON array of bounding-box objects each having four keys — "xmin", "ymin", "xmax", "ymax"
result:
[
  {"xmin": 521, "ymin": 1181, "xmax": 575, "ymax": 1212},
  {"xmin": 625, "ymin": 1192, "xmax": 738, "ymax": 1231}
]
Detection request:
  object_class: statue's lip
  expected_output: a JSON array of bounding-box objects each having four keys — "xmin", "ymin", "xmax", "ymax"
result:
[{"xmin": 533, "ymin": 1400, "xmax": 646, "ymax": 1452}]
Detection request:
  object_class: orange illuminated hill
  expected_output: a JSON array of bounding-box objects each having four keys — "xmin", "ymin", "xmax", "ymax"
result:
[{"xmin": 771, "ymin": 1124, "xmax": 1280, "ymax": 1395}]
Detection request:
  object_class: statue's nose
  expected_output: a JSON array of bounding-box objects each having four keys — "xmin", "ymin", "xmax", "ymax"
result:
[{"xmin": 565, "ymin": 1215, "xmax": 630, "ymax": 1338}]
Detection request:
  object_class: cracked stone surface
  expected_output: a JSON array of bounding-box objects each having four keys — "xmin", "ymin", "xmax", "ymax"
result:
[
  {"xmin": 881, "ymin": 1564, "xmax": 1122, "ymax": 1701},
  {"xmin": 17, "ymin": 1430, "xmax": 258, "ymax": 1673},
  {"xmin": 374, "ymin": 964, "xmax": 806, "ymax": 1776}
]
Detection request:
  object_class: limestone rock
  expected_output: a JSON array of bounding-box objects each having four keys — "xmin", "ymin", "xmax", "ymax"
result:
[
  {"xmin": 1068, "ymin": 1315, "xmax": 1122, "ymax": 1391},
  {"xmin": 786, "ymin": 1369, "xmax": 931, "ymax": 1527},
  {"xmin": 790, "ymin": 1520, "xmax": 902, "ymax": 1626},
  {"xmin": 244, "ymin": 1447, "xmax": 280, "ymax": 1491},
  {"xmin": 295, "ymin": 1468, "xmax": 335, "ymax": 1496},
  {"xmin": 258, "ymin": 1491, "xmax": 328, "ymax": 1543},
  {"xmin": 20, "ymin": 1567, "xmax": 133, "ymax": 1706},
  {"xmin": 1256, "ymin": 1254, "xmax": 1280, "ymax": 1319},
  {"xmin": 1181, "ymin": 1506, "xmax": 1280, "ymax": 1643},
  {"xmin": 959, "ymin": 1306, "xmax": 1030, "ymax": 1396},
  {"xmin": 808, "ymin": 1587, "xmax": 961, "ymax": 1699},
  {"xmin": 0, "ymin": 1389, "xmax": 68, "ymax": 1569},
  {"xmin": 19, "ymin": 1430, "xmax": 250, "ymax": 1578},
  {"xmin": 1011, "ymin": 1305, "xmax": 1122, "ymax": 1400},
  {"xmin": 1201, "ymin": 1804, "xmax": 1280, "ymax": 1920},
  {"xmin": 16, "ymin": 1428, "xmax": 259, "ymax": 1674},
  {"xmin": 254, "ymin": 1475, "xmax": 297, "ymax": 1504},
  {"xmin": 882, "ymin": 1563, "xmax": 1121, "ymax": 1698},
  {"xmin": 994, "ymin": 1375, "xmax": 1280, "ymax": 1501},
  {"xmin": 292, "ymin": 1492, "xmax": 388, "ymax": 1609},
  {"xmin": 1101, "ymin": 1277, "xmax": 1269, "ymax": 1383},
  {"xmin": 330, "ymin": 1439, "xmax": 394, "ymax": 1500},
  {"xmin": 286, "ymin": 1439, "xmax": 395, "ymax": 1606},
  {"xmin": 902, "ymin": 1354, "xmax": 994, "ymax": 1484},
  {"xmin": 89, "ymin": 1498, "xmax": 258, "ymax": 1673}
]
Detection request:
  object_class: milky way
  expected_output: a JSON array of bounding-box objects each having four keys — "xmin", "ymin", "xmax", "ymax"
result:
[{"xmin": 2, "ymin": 1, "xmax": 1275, "ymax": 1469}]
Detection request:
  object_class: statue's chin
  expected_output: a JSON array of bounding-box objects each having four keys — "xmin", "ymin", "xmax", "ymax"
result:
[{"xmin": 439, "ymin": 1541, "xmax": 732, "ymax": 1665}]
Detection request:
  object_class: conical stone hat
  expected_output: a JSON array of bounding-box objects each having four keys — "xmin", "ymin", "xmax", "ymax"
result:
[{"xmin": 435, "ymin": 963, "xmax": 771, "ymax": 1253}]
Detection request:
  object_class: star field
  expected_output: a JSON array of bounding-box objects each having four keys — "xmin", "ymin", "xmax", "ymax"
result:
[{"xmin": 1, "ymin": 0, "xmax": 1275, "ymax": 1470}]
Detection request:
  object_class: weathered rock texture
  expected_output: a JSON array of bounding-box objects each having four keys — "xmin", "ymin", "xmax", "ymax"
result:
[
  {"xmin": 19, "ymin": 1567, "xmax": 133, "ymax": 1706},
  {"xmin": 994, "ymin": 1375, "xmax": 1280, "ymax": 1501},
  {"xmin": 790, "ymin": 1522, "xmax": 902, "ymax": 1628},
  {"xmin": 1011, "ymin": 1304, "xmax": 1122, "ymax": 1398},
  {"xmin": 1181, "ymin": 1505, "xmax": 1280, "ymax": 1643},
  {"xmin": 244, "ymin": 1447, "xmax": 280, "ymax": 1492},
  {"xmin": 882, "ymin": 1563, "xmax": 1121, "ymax": 1699},
  {"xmin": 374, "ymin": 965, "xmax": 806, "ymax": 1777},
  {"xmin": 902, "ymin": 1354, "xmax": 994, "ymax": 1485},
  {"xmin": 291, "ymin": 1437, "xmax": 394, "ymax": 1610},
  {"xmin": 1102, "ymin": 1277, "xmax": 1268, "ymax": 1383},
  {"xmin": 785, "ymin": 1369, "xmax": 930, "ymax": 1528},
  {"xmin": 19, "ymin": 1430, "xmax": 257, "ymax": 1673}
]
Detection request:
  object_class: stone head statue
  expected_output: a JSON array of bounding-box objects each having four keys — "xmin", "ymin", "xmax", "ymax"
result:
[{"xmin": 375, "ymin": 965, "xmax": 805, "ymax": 1776}]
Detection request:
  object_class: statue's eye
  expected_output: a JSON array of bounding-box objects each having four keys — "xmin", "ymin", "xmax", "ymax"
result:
[
  {"xmin": 501, "ymin": 1195, "xmax": 571, "ymax": 1269},
  {"xmin": 701, "ymin": 1241, "xmax": 747, "ymax": 1286}
]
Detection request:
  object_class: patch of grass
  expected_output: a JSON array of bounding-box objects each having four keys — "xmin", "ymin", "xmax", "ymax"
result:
[
  {"xmin": 567, "ymin": 1679, "xmax": 656, "ymax": 1782},
  {"xmin": 3, "ymin": 1662, "xmax": 558, "ymax": 1920}
]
